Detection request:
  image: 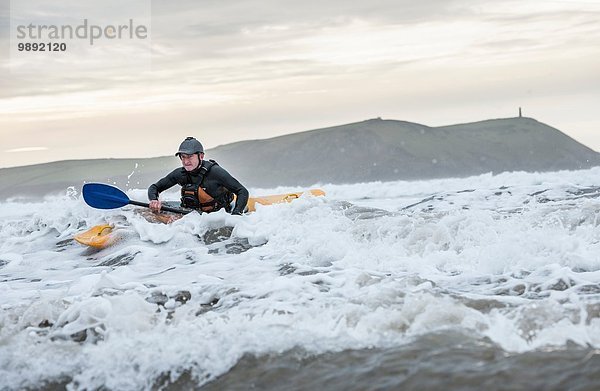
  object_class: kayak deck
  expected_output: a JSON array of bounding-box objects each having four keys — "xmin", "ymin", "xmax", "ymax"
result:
[{"xmin": 246, "ymin": 189, "xmax": 325, "ymax": 212}]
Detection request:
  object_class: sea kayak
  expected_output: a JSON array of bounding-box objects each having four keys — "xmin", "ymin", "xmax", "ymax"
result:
[{"xmin": 74, "ymin": 189, "xmax": 325, "ymax": 249}]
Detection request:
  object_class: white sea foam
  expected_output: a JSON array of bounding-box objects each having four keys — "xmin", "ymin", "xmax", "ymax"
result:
[{"xmin": 1, "ymin": 168, "xmax": 600, "ymax": 390}]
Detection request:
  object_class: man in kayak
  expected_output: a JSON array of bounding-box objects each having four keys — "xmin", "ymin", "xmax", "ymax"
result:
[{"xmin": 148, "ymin": 137, "xmax": 249, "ymax": 215}]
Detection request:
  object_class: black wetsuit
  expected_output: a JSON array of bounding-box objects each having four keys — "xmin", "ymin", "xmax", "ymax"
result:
[{"xmin": 148, "ymin": 160, "xmax": 249, "ymax": 215}]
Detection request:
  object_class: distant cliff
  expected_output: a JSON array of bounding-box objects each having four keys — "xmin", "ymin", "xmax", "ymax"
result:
[{"xmin": 1, "ymin": 117, "xmax": 598, "ymax": 200}]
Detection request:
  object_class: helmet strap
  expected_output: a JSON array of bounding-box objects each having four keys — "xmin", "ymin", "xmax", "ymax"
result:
[{"xmin": 196, "ymin": 153, "xmax": 203, "ymax": 170}]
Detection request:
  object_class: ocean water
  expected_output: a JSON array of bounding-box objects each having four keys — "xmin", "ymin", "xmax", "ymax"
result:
[{"xmin": 1, "ymin": 168, "xmax": 600, "ymax": 390}]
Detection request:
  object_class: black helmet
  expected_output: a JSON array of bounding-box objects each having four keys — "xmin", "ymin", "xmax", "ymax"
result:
[{"xmin": 175, "ymin": 137, "xmax": 204, "ymax": 156}]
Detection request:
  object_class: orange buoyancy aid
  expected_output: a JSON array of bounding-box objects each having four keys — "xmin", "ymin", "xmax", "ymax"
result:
[{"xmin": 180, "ymin": 160, "xmax": 234, "ymax": 213}]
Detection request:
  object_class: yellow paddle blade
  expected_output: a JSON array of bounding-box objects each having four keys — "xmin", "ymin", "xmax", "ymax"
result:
[{"xmin": 74, "ymin": 224, "xmax": 115, "ymax": 249}]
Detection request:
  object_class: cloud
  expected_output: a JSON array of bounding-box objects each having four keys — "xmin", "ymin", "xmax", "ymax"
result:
[
  {"xmin": 5, "ymin": 146, "xmax": 48, "ymax": 153},
  {"xmin": 1, "ymin": 0, "xmax": 600, "ymax": 164},
  {"xmin": 3, "ymin": 0, "xmax": 598, "ymax": 101}
]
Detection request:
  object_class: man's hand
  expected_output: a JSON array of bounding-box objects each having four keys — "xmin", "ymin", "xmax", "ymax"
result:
[{"xmin": 149, "ymin": 200, "xmax": 162, "ymax": 212}]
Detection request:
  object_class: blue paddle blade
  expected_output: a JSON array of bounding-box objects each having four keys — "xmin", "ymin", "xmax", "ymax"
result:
[{"xmin": 82, "ymin": 183, "xmax": 130, "ymax": 209}]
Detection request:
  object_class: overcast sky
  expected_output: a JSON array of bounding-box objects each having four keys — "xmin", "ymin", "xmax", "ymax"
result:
[{"xmin": 1, "ymin": 0, "xmax": 599, "ymax": 168}]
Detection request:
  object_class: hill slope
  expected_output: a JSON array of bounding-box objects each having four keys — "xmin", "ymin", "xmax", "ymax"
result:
[
  {"xmin": 1, "ymin": 117, "xmax": 598, "ymax": 200},
  {"xmin": 208, "ymin": 117, "xmax": 600, "ymax": 185}
]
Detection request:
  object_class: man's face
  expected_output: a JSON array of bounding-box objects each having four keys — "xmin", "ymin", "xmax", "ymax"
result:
[{"xmin": 179, "ymin": 153, "xmax": 202, "ymax": 171}]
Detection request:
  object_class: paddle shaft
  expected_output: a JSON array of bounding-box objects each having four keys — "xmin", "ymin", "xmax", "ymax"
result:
[{"xmin": 128, "ymin": 200, "xmax": 192, "ymax": 215}]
